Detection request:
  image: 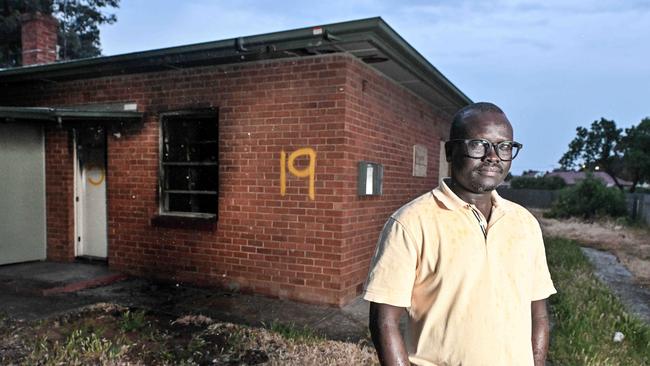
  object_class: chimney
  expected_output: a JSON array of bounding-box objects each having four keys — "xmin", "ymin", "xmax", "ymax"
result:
[{"xmin": 21, "ymin": 12, "xmax": 58, "ymax": 66}]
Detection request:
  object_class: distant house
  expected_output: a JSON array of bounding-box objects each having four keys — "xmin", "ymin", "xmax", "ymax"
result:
[
  {"xmin": 498, "ymin": 180, "xmax": 511, "ymax": 188},
  {"xmin": 0, "ymin": 15, "xmax": 470, "ymax": 306},
  {"xmin": 545, "ymin": 171, "xmax": 633, "ymax": 188},
  {"xmin": 521, "ymin": 170, "xmax": 544, "ymax": 178}
]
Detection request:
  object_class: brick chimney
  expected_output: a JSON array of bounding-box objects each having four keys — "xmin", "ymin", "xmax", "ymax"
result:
[{"xmin": 21, "ymin": 12, "xmax": 58, "ymax": 66}]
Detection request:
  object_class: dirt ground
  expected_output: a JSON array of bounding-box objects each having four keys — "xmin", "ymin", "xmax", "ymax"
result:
[{"xmin": 532, "ymin": 210, "xmax": 650, "ymax": 286}]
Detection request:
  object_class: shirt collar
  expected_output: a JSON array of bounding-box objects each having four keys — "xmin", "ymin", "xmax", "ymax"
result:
[{"xmin": 433, "ymin": 178, "xmax": 506, "ymax": 212}]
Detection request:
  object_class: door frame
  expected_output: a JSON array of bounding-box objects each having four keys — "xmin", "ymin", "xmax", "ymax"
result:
[{"xmin": 73, "ymin": 126, "xmax": 109, "ymax": 259}]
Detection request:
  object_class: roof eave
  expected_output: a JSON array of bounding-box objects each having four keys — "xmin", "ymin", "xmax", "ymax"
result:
[{"xmin": 0, "ymin": 17, "xmax": 471, "ymax": 109}]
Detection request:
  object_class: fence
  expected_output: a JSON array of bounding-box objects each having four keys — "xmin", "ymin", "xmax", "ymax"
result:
[
  {"xmin": 627, "ymin": 193, "xmax": 650, "ymax": 225},
  {"xmin": 497, "ymin": 188, "xmax": 650, "ymax": 225},
  {"xmin": 496, "ymin": 188, "xmax": 558, "ymax": 209}
]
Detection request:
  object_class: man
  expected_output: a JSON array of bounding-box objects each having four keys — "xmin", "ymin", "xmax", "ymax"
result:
[{"xmin": 364, "ymin": 102, "xmax": 556, "ymax": 366}]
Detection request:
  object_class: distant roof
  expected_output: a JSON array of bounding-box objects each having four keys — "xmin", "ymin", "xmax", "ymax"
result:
[
  {"xmin": 545, "ymin": 171, "xmax": 633, "ymax": 187},
  {"xmin": 522, "ymin": 170, "xmax": 543, "ymax": 177},
  {"xmin": 0, "ymin": 17, "xmax": 471, "ymax": 112}
]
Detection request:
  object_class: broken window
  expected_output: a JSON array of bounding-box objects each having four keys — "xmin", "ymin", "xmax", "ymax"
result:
[{"xmin": 160, "ymin": 110, "xmax": 218, "ymax": 216}]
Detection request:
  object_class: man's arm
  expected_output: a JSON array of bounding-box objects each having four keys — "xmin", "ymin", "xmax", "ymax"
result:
[
  {"xmin": 531, "ymin": 299, "xmax": 550, "ymax": 366},
  {"xmin": 369, "ymin": 302, "xmax": 410, "ymax": 366}
]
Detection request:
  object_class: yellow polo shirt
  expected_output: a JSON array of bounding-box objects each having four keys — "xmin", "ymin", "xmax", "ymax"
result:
[{"xmin": 363, "ymin": 179, "xmax": 556, "ymax": 366}]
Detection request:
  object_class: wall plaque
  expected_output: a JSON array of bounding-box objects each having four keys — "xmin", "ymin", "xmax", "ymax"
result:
[{"xmin": 413, "ymin": 144, "xmax": 427, "ymax": 177}]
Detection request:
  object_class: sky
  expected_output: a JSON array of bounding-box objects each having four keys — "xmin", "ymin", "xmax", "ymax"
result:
[{"xmin": 98, "ymin": 0, "xmax": 650, "ymax": 175}]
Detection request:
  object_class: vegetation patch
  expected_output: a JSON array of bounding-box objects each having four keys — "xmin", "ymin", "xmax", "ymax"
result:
[
  {"xmin": 546, "ymin": 237, "xmax": 650, "ymax": 365},
  {"xmin": 0, "ymin": 303, "xmax": 378, "ymax": 365},
  {"xmin": 119, "ymin": 309, "xmax": 148, "ymax": 333},
  {"xmin": 546, "ymin": 175, "xmax": 627, "ymax": 219},
  {"xmin": 6, "ymin": 238, "xmax": 649, "ymax": 365},
  {"xmin": 265, "ymin": 320, "xmax": 324, "ymax": 343}
]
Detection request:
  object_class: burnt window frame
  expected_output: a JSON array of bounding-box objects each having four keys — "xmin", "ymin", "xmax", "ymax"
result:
[{"xmin": 158, "ymin": 109, "xmax": 219, "ymax": 219}]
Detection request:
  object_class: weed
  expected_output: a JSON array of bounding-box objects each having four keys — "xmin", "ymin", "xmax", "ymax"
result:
[
  {"xmin": 27, "ymin": 329, "xmax": 125, "ymax": 365},
  {"xmin": 120, "ymin": 309, "xmax": 147, "ymax": 333},
  {"xmin": 187, "ymin": 334, "xmax": 207, "ymax": 358}
]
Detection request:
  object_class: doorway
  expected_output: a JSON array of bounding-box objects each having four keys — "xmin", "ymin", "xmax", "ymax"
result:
[{"xmin": 74, "ymin": 126, "xmax": 108, "ymax": 259}]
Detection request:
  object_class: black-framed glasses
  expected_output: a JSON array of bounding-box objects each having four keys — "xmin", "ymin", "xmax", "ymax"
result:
[{"xmin": 447, "ymin": 139, "xmax": 523, "ymax": 161}]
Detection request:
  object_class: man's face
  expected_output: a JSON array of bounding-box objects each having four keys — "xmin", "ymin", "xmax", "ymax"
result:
[{"xmin": 449, "ymin": 111, "xmax": 513, "ymax": 193}]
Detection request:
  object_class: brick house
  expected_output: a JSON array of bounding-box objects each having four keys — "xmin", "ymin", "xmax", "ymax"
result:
[{"xmin": 0, "ymin": 16, "xmax": 470, "ymax": 306}]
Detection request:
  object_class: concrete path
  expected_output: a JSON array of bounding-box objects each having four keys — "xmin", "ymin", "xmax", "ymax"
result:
[
  {"xmin": 0, "ymin": 261, "xmax": 371, "ymax": 342},
  {"xmin": 581, "ymin": 247, "xmax": 650, "ymax": 324},
  {"xmin": 0, "ymin": 261, "xmax": 128, "ymax": 319}
]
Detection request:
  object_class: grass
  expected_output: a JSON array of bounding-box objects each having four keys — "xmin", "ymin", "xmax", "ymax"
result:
[
  {"xmin": 545, "ymin": 237, "xmax": 650, "ymax": 365},
  {"xmin": 27, "ymin": 329, "xmax": 127, "ymax": 365},
  {"xmin": 265, "ymin": 320, "xmax": 324, "ymax": 343},
  {"xmin": 614, "ymin": 215, "xmax": 650, "ymax": 230}
]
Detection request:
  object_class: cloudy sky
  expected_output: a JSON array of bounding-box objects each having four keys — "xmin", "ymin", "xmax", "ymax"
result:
[{"xmin": 99, "ymin": 0, "xmax": 650, "ymax": 175}]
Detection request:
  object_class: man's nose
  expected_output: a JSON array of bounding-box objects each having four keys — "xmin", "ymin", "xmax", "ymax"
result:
[{"xmin": 484, "ymin": 143, "xmax": 500, "ymax": 161}]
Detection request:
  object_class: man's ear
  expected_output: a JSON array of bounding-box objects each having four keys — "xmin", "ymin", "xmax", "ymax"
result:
[{"xmin": 444, "ymin": 141, "xmax": 452, "ymax": 162}]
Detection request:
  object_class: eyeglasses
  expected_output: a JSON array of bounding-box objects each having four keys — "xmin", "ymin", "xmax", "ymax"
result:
[{"xmin": 447, "ymin": 139, "xmax": 522, "ymax": 161}]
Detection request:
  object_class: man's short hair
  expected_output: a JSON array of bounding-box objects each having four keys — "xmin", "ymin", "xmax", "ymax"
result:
[{"xmin": 449, "ymin": 102, "xmax": 504, "ymax": 140}]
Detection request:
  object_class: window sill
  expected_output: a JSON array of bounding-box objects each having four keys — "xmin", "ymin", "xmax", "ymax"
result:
[{"xmin": 150, "ymin": 214, "xmax": 216, "ymax": 230}]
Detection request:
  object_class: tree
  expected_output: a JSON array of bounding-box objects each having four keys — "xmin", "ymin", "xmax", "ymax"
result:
[
  {"xmin": 619, "ymin": 118, "xmax": 650, "ymax": 192},
  {"xmin": 0, "ymin": 0, "xmax": 119, "ymax": 67},
  {"xmin": 559, "ymin": 118, "xmax": 626, "ymax": 190}
]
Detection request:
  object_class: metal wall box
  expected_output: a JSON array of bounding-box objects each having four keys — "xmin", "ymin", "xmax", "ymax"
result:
[{"xmin": 358, "ymin": 161, "xmax": 383, "ymax": 196}]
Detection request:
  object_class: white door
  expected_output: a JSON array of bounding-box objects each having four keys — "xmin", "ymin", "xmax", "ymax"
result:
[
  {"xmin": 0, "ymin": 122, "xmax": 46, "ymax": 265},
  {"xmin": 75, "ymin": 126, "xmax": 108, "ymax": 258}
]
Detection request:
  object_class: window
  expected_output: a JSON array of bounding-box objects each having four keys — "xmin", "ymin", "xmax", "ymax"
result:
[{"xmin": 160, "ymin": 110, "xmax": 218, "ymax": 217}]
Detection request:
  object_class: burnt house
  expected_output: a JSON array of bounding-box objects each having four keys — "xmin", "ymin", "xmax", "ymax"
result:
[{"xmin": 0, "ymin": 16, "xmax": 470, "ymax": 306}]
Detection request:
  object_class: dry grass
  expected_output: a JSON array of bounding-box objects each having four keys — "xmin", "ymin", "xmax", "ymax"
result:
[{"xmin": 532, "ymin": 209, "xmax": 650, "ymax": 285}]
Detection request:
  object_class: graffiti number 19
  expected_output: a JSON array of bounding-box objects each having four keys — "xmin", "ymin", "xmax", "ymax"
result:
[{"xmin": 280, "ymin": 148, "xmax": 316, "ymax": 200}]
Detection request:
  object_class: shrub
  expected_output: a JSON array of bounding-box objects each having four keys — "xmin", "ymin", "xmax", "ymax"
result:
[
  {"xmin": 546, "ymin": 175, "xmax": 627, "ymax": 219},
  {"xmin": 510, "ymin": 176, "xmax": 567, "ymax": 190}
]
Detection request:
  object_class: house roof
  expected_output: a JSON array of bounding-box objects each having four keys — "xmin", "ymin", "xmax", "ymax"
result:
[
  {"xmin": 0, "ymin": 17, "xmax": 471, "ymax": 112},
  {"xmin": 545, "ymin": 171, "xmax": 633, "ymax": 187}
]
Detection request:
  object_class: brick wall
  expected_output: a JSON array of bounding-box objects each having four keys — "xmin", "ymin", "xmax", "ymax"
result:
[
  {"xmin": 336, "ymin": 59, "xmax": 451, "ymax": 304},
  {"xmin": 0, "ymin": 53, "xmax": 452, "ymax": 306},
  {"xmin": 44, "ymin": 128, "xmax": 75, "ymax": 261}
]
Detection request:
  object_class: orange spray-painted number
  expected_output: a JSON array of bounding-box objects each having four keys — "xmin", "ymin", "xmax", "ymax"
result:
[{"xmin": 280, "ymin": 148, "xmax": 316, "ymax": 200}]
